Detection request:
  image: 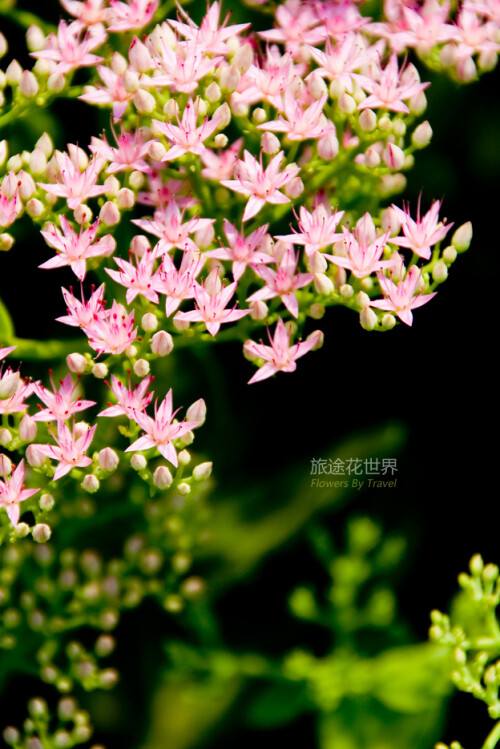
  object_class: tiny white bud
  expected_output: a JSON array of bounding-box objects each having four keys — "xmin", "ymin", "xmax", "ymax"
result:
[
  {"xmin": 252, "ymin": 108, "xmax": 266, "ymax": 124},
  {"xmin": 213, "ymin": 102, "xmax": 231, "ymax": 129},
  {"xmin": 99, "ymin": 201, "xmax": 120, "ymax": 225},
  {"xmin": 141, "ymin": 313, "xmax": 158, "ymax": 331},
  {"xmin": 178, "ymin": 449, "xmax": 190, "ymax": 466},
  {"xmin": 177, "ymin": 482, "xmax": 191, "ymax": 496},
  {"xmin": 382, "ymin": 313, "xmax": 396, "ymax": 330},
  {"xmin": 148, "ymin": 141, "xmax": 167, "ymax": 161},
  {"xmin": 249, "ymin": 300, "xmax": 268, "ymax": 320},
  {"xmin": 117, "ymin": 188, "xmax": 135, "ymax": 209},
  {"xmin": 360, "ymin": 305, "xmax": 378, "ymax": 331},
  {"xmin": 443, "ymin": 246, "xmax": 457, "ymax": 263},
  {"xmin": 0, "ymin": 233, "xmax": 14, "ymax": 250},
  {"xmin": 33, "ymin": 524, "xmax": 51, "ymax": 543},
  {"xmin": 261, "ymin": 132, "xmax": 280, "ymax": 155},
  {"xmin": 220, "ymin": 64, "xmax": 240, "ymax": 92},
  {"xmin": 186, "ymin": 398, "xmax": 206, "ymax": 426},
  {"xmin": 313, "ymin": 273, "xmax": 334, "ymax": 296},
  {"xmin": 48, "ymin": 73, "xmax": 66, "ymax": 92},
  {"xmin": 133, "ymin": 359, "xmax": 150, "ymax": 377},
  {"xmin": 0, "ymin": 428, "xmax": 11, "ymax": 447},
  {"xmin": 131, "ymin": 454, "xmax": 147, "ymax": 471},
  {"xmin": 205, "ymin": 81, "xmax": 221, "ymax": 102},
  {"xmin": 0, "ymin": 454, "xmax": 11, "ymax": 473},
  {"xmin": 26, "ymin": 445, "xmax": 45, "ymax": 467},
  {"xmin": 40, "ymin": 493, "xmax": 55, "ymax": 511},
  {"xmin": 82, "ymin": 475, "xmax": 100, "ymax": 493},
  {"xmin": 131, "ymin": 234, "xmax": 150, "ymax": 257},
  {"xmin": 340, "ymin": 284, "xmax": 354, "ymax": 298},
  {"xmin": 151, "ymin": 330, "xmax": 173, "ymax": 356},
  {"xmin": 153, "ymin": 465, "xmax": 173, "ymax": 489},
  {"xmin": 214, "ymin": 133, "xmax": 228, "ymax": 148},
  {"xmin": 432, "ymin": 261, "xmax": 448, "ymax": 282},
  {"xmin": 98, "ymin": 448, "xmax": 119, "ymax": 472},
  {"xmin": 6, "ymin": 60, "xmax": 23, "ymax": 85},
  {"xmin": 19, "ymin": 70, "xmax": 39, "ymax": 97},
  {"xmin": 67, "ymin": 353, "xmax": 87, "ymax": 373},
  {"xmin": 338, "ymin": 92, "xmax": 356, "ymax": 114},
  {"xmin": 91, "ymin": 363, "xmax": 108, "ymax": 379},
  {"xmin": 193, "ymin": 462, "xmax": 212, "ymax": 481},
  {"xmin": 73, "ymin": 204, "xmax": 93, "ymax": 224},
  {"xmin": 19, "ymin": 414, "xmax": 37, "ymax": 442},
  {"xmin": 0, "ymin": 32, "xmax": 8, "ymax": 58},
  {"xmin": 356, "ymin": 291, "xmax": 370, "ymax": 307},
  {"xmin": 129, "ymin": 170, "xmax": 145, "ymax": 189},
  {"xmin": 125, "ymin": 345, "xmax": 137, "ymax": 358},
  {"xmin": 452, "ymin": 221, "xmax": 472, "ymax": 252},
  {"xmin": 15, "ymin": 522, "xmax": 30, "ymax": 538},
  {"xmin": 104, "ymin": 175, "xmax": 120, "ymax": 197},
  {"xmin": 359, "ymin": 109, "xmax": 377, "ymax": 132},
  {"xmin": 233, "ymin": 43, "xmax": 253, "ymax": 72},
  {"xmin": 134, "ymin": 88, "xmax": 155, "ymax": 114}
]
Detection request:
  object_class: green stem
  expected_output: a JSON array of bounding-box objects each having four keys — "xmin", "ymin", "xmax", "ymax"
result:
[{"xmin": 483, "ymin": 720, "xmax": 500, "ymax": 749}]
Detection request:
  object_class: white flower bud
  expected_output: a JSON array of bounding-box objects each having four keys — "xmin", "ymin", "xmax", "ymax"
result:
[
  {"xmin": 36, "ymin": 132, "xmax": 53, "ymax": 157},
  {"xmin": 359, "ymin": 108, "xmax": 377, "ymax": 132},
  {"xmin": 356, "ymin": 291, "xmax": 371, "ymax": 308},
  {"xmin": 249, "ymin": 300, "xmax": 268, "ymax": 320},
  {"xmin": 33, "ymin": 523, "xmax": 51, "ymax": 543},
  {"xmin": 123, "ymin": 69, "xmax": 139, "ymax": 92},
  {"xmin": 317, "ymin": 131, "xmax": 339, "ymax": 160},
  {"xmin": 82, "ymin": 475, "xmax": 100, "ymax": 493},
  {"xmin": 338, "ymin": 92, "xmax": 356, "ymax": 114},
  {"xmin": 313, "ymin": 273, "xmax": 334, "ymax": 295},
  {"xmin": 220, "ymin": 64, "xmax": 240, "ymax": 92},
  {"xmin": 0, "ymin": 428, "xmax": 12, "ymax": 447},
  {"xmin": 214, "ymin": 133, "xmax": 228, "ymax": 148},
  {"xmin": 383, "ymin": 142, "xmax": 405, "ymax": 170},
  {"xmin": 39, "ymin": 493, "xmax": 55, "ymax": 511},
  {"xmin": 205, "ymin": 81, "xmax": 221, "ymax": 102},
  {"xmin": 125, "ymin": 345, "xmax": 137, "ymax": 358},
  {"xmin": 360, "ymin": 305, "xmax": 378, "ymax": 331},
  {"xmin": 308, "ymin": 71, "xmax": 327, "ymax": 99},
  {"xmin": 133, "ymin": 359, "xmax": 150, "ymax": 377},
  {"xmin": 117, "ymin": 187, "xmax": 135, "ymax": 209},
  {"xmin": 452, "ymin": 221, "xmax": 472, "ymax": 252},
  {"xmin": 309, "ymin": 303, "xmax": 325, "ymax": 319},
  {"xmin": 382, "ymin": 313, "xmax": 396, "ymax": 330},
  {"xmin": 131, "ymin": 453, "xmax": 147, "ymax": 471},
  {"xmin": 233, "ymin": 43, "xmax": 253, "ymax": 72},
  {"xmin": 412, "ymin": 120, "xmax": 432, "ymax": 148},
  {"xmin": 252, "ymin": 108, "xmax": 266, "ymax": 124},
  {"xmin": 432, "ymin": 261, "xmax": 448, "ymax": 282},
  {"xmin": 148, "ymin": 141, "xmax": 167, "ymax": 161},
  {"xmin": 0, "ymin": 233, "xmax": 14, "ymax": 250},
  {"xmin": 19, "ymin": 414, "xmax": 37, "ymax": 442},
  {"xmin": 443, "ymin": 246, "xmax": 457, "ymax": 263},
  {"xmin": 0, "ymin": 32, "xmax": 7, "ymax": 58},
  {"xmin": 213, "ymin": 102, "xmax": 231, "ymax": 129},
  {"xmin": 153, "ymin": 465, "xmax": 173, "ymax": 489},
  {"xmin": 0, "ymin": 454, "xmax": 12, "ymax": 473},
  {"xmin": 131, "ymin": 234, "xmax": 150, "ymax": 257},
  {"xmin": 92, "ymin": 363, "xmax": 108, "ymax": 379},
  {"xmin": 134, "ymin": 88, "xmax": 156, "ymax": 114},
  {"xmin": 178, "ymin": 482, "xmax": 191, "ymax": 495},
  {"xmin": 67, "ymin": 353, "xmax": 87, "ymax": 373},
  {"xmin": 0, "ymin": 371, "xmax": 21, "ymax": 398},
  {"xmin": 151, "ymin": 330, "xmax": 173, "ymax": 356},
  {"xmin": 381, "ymin": 206, "xmax": 402, "ymax": 235},
  {"xmin": 129, "ymin": 36, "xmax": 152, "ymax": 72},
  {"xmin": 163, "ymin": 99, "xmax": 178, "ymax": 118},
  {"xmin": 48, "ymin": 73, "xmax": 66, "ymax": 92},
  {"xmin": 19, "ymin": 70, "xmax": 39, "ymax": 97},
  {"xmin": 0, "ymin": 140, "xmax": 7, "ymax": 166},
  {"xmin": 15, "ymin": 522, "xmax": 30, "ymax": 538},
  {"xmin": 285, "ymin": 177, "xmax": 303, "ymax": 199},
  {"xmin": 186, "ymin": 398, "xmax": 206, "ymax": 426},
  {"xmin": 104, "ymin": 175, "xmax": 120, "ymax": 197},
  {"xmin": 261, "ymin": 131, "xmax": 280, "ymax": 155},
  {"xmin": 111, "ymin": 52, "xmax": 127, "ymax": 75},
  {"xmin": 365, "ymin": 145, "xmax": 381, "ymax": 168},
  {"xmin": 173, "ymin": 315, "xmax": 189, "ymax": 332},
  {"xmin": 98, "ymin": 448, "xmax": 119, "ymax": 472},
  {"xmin": 129, "ymin": 170, "xmax": 145, "ymax": 189},
  {"xmin": 141, "ymin": 312, "xmax": 158, "ymax": 331},
  {"xmin": 100, "ymin": 201, "xmax": 120, "ymax": 225},
  {"xmin": 178, "ymin": 449, "xmax": 190, "ymax": 466},
  {"xmin": 6, "ymin": 60, "xmax": 23, "ymax": 85},
  {"xmin": 29, "ymin": 148, "xmax": 47, "ymax": 175},
  {"xmin": 27, "ymin": 446, "xmax": 46, "ymax": 468},
  {"xmin": 73, "ymin": 204, "xmax": 93, "ymax": 224},
  {"xmin": 193, "ymin": 462, "xmax": 212, "ymax": 481}
]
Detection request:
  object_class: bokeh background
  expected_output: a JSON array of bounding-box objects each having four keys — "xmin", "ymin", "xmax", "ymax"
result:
[{"xmin": 0, "ymin": 1, "xmax": 499, "ymax": 746}]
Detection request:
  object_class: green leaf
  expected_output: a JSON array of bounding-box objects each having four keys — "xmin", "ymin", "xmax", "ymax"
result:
[{"xmin": 246, "ymin": 681, "xmax": 309, "ymax": 728}]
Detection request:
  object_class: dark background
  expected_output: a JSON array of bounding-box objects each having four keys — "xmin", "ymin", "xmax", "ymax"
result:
[{"xmin": 0, "ymin": 1, "xmax": 498, "ymax": 747}]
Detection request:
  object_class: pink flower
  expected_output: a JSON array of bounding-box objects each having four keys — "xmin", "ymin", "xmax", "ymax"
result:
[
  {"xmin": 33, "ymin": 373, "xmax": 96, "ymax": 422},
  {"xmin": 60, "ymin": 0, "xmax": 109, "ymax": 28},
  {"xmin": 99, "ymin": 374, "xmax": 153, "ymax": 418},
  {"xmin": 57, "ymin": 284, "xmax": 106, "ymax": 328},
  {"xmin": 106, "ymin": 0, "xmax": 158, "ymax": 31},
  {"xmin": 31, "ymin": 20, "xmax": 105, "ymax": 74},
  {"xmin": 39, "ymin": 216, "xmax": 115, "ymax": 281},
  {"xmin": 306, "ymin": 33, "xmax": 376, "ymax": 93},
  {"xmin": 126, "ymin": 389, "xmax": 200, "ymax": 466},
  {"xmin": 0, "ymin": 460, "xmax": 39, "ymax": 526},
  {"xmin": 105, "ymin": 247, "xmax": 160, "ymax": 304},
  {"xmin": 85, "ymin": 301, "xmax": 138, "ymax": 355},
  {"xmin": 200, "ymin": 138, "xmax": 243, "ymax": 181},
  {"xmin": 325, "ymin": 214, "xmax": 396, "ymax": 278},
  {"xmin": 258, "ymin": 92, "xmax": 328, "ymax": 141},
  {"xmin": 243, "ymin": 48, "xmax": 298, "ymax": 108},
  {"xmin": 38, "ymin": 146, "xmax": 107, "ymax": 210},
  {"xmin": 80, "ymin": 66, "xmax": 134, "ymax": 121},
  {"xmin": 370, "ymin": 264, "xmax": 437, "ymax": 325},
  {"xmin": 155, "ymin": 99, "xmax": 221, "ymax": 161},
  {"xmin": 0, "ymin": 191, "xmax": 22, "ymax": 228},
  {"xmin": 146, "ymin": 39, "xmax": 222, "ymax": 93},
  {"xmin": 259, "ymin": 0, "xmax": 326, "ymax": 52},
  {"xmin": 390, "ymin": 199, "xmax": 452, "ymax": 260},
  {"xmin": 358, "ymin": 54, "xmax": 429, "ymax": 114},
  {"xmin": 247, "ymin": 247, "xmax": 313, "ymax": 318},
  {"xmin": 276, "ymin": 203, "xmax": 344, "ymax": 256},
  {"xmin": 155, "ymin": 248, "xmax": 205, "ymax": 316},
  {"xmin": 137, "ymin": 174, "xmax": 197, "ymax": 210},
  {"xmin": 204, "ymin": 220, "xmax": 273, "ymax": 282},
  {"xmin": 244, "ymin": 318, "xmax": 321, "ymax": 383},
  {"xmin": 168, "ymin": 2, "xmax": 250, "ymax": 54},
  {"xmin": 0, "ymin": 367, "xmax": 34, "ymax": 416},
  {"xmin": 221, "ymin": 150, "xmax": 300, "ymax": 222},
  {"xmin": 33, "ymin": 422, "xmax": 96, "ymax": 480},
  {"xmin": 175, "ymin": 269, "xmax": 249, "ymax": 336},
  {"xmin": 132, "ymin": 200, "xmax": 214, "ymax": 254}
]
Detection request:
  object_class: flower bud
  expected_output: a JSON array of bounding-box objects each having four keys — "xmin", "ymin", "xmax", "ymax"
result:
[
  {"xmin": 20, "ymin": 70, "xmax": 39, "ymax": 98},
  {"xmin": 0, "ymin": 233, "xmax": 14, "ymax": 251},
  {"xmin": 313, "ymin": 273, "xmax": 334, "ymax": 295},
  {"xmin": 104, "ymin": 174, "xmax": 120, "ymax": 197},
  {"xmin": 220, "ymin": 64, "xmax": 240, "ymax": 92},
  {"xmin": 317, "ymin": 131, "xmax": 339, "ymax": 160},
  {"xmin": 193, "ymin": 462, "xmax": 212, "ymax": 481},
  {"xmin": 151, "ymin": 330, "xmax": 173, "ymax": 356},
  {"xmin": 194, "ymin": 223, "xmax": 215, "ymax": 249},
  {"xmin": 134, "ymin": 88, "xmax": 155, "ymax": 114},
  {"xmin": 40, "ymin": 493, "xmax": 55, "ymax": 511},
  {"xmin": 0, "ymin": 428, "xmax": 11, "ymax": 447},
  {"xmin": 381, "ymin": 313, "xmax": 396, "ymax": 330},
  {"xmin": 308, "ymin": 71, "xmax": 327, "ymax": 99},
  {"xmin": 0, "ymin": 32, "xmax": 7, "ymax": 58},
  {"xmin": 131, "ymin": 454, "xmax": 147, "ymax": 471},
  {"xmin": 261, "ymin": 132, "xmax": 280, "ymax": 155},
  {"xmin": 452, "ymin": 221, "xmax": 472, "ymax": 252},
  {"xmin": 186, "ymin": 398, "xmax": 206, "ymax": 426},
  {"xmin": 153, "ymin": 465, "xmax": 173, "ymax": 488},
  {"xmin": 129, "ymin": 36, "xmax": 152, "ymax": 72},
  {"xmin": 48, "ymin": 73, "xmax": 66, "ymax": 92},
  {"xmin": 133, "ymin": 359, "xmax": 150, "ymax": 378},
  {"xmin": 163, "ymin": 99, "xmax": 178, "ymax": 118},
  {"xmin": 338, "ymin": 92, "xmax": 356, "ymax": 114},
  {"xmin": 443, "ymin": 246, "xmax": 457, "ymax": 263},
  {"xmin": 178, "ymin": 482, "xmax": 191, "ymax": 495},
  {"xmin": 381, "ymin": 206, "xmax": 402, "ymax": 235},
  {"xmin": 383, "ymin": 142, "xmax": 405, "ymax": 170},
  {"xmin": 92, "ymin": 363, "xmax": 108, "ymax": 379},
  {"xmin": 131, "ymin": 234, "xmax": 150, "ymax": 257},
  {"xmin": 117, "ymin": 188, "xmax": 135, "ymax": 209},
  {"xmin": 412, "ymin": 120, "xmax": 432, "ymax": 148},
  {"xmin": 26, "ymin": 26, "xmax": 45, "ymax": 52},
  {"xmin": 360, "ymin": 305, "xmax": 378, "ymax": 331},
  {"xmin": 359, "ymin": 108, "xmax": 377, "ymax": 132},
  {"xmin": 73, "ymin": 204, "xmax": 93, "ymax": 224},
  {"xmin": 249, "ymin": 300, "xmax": 268, "ymax": 320},
  {"xmin": 33, "ymin": 524, "xmax": 51, "ymax": 543},
  {"xmin": 148, "ymin": 141, "xmax": 167, "ymax": 161},
  {"xmin": 99, "ymin": 201, "xmax": 120, "ymax": 226},
  {"xmin": 205, "ymin": 81, "xmax": 221, "ymax": 102},
  {"xmin": 285, "ymin": 177, "xmax": 304, "ymax": 199},
  {"xmin": 123, "ymin": 70, "xmax": 139, "ymax": 92},
  {"xmin": 36, "ymin": 132, "xmax": 53, "ymax": 157},
  {"xmin": 233, "ymin": 43, "xmax": 253, "ymax": 72},
  {"xmin": 6, "ymin": 60, "xmax": 23, "ymax": 85},
  {"xmin": 0, "ymin": 371, "xmax": 21, "ymax": 398},
  {"xmin": 365, "ymin": 145, "xmax": 381, "ymax": 168},
  {"xmin": 98, "ymin": 448, "xmax": 119, "ymax": 472},
  {"xmin": 0, "ymin": 454, "xmax": 12, "ymax": 473},
  {"xmin": 213, "ymin": 102, "xmax": 231, "ymax": 129},
  {"xmin": 356, "ymin": 291, "xmax": 370, "ymax": 308},
  {"xmin": 409, "ymin": 91, "xmax": 427, "ymax": 115},
  {"xmin": 214, "ymin": 133, "xmax": 228, "ymax": 148},
  {"xmin": 67, "ymin": 353, "xmax": 87, "ymax": 373},
  {"xmin": 252, "ymin": 107, "xmax": 266, "ymax": 124},
  {"xmin": 141, "ymin": 312, "xmax": 158, "ymax": 331},
  {"xmin": 129, "ymin": 170, "xmax": 145, "ymax": 189},
  {"xmin": 309, "ymin": 303, "xmax": 325, "ymax": 319},
  {"xmin": 15, "ymin": 522, "xmax": 30, "ymax": 538},
  {"xmin": 26, "ymin": 198, "xmax": 44, "ymax": 218},
  {"xmin": 432, "ymin": 261, "xmax": 448, "ymax": 282},
  {"xmin": 19, "ymin": 414, "xmax": 37, "ymax": 442}
]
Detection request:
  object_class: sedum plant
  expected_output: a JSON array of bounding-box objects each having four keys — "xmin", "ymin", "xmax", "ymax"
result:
[{"xmin": 0, "ymin": 0, "xmax": 496, "ymax": 746}]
